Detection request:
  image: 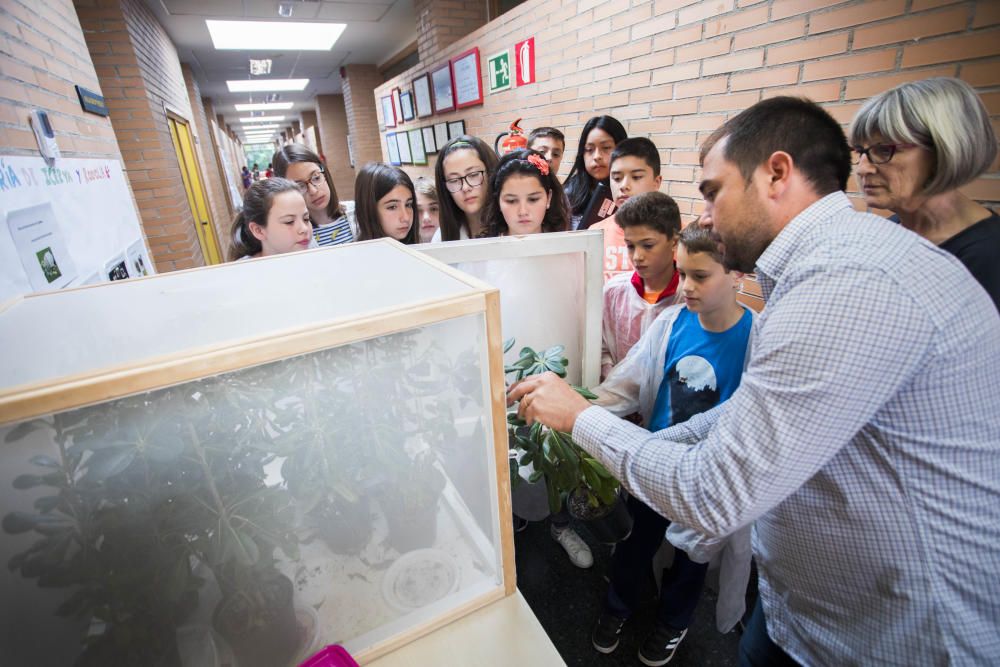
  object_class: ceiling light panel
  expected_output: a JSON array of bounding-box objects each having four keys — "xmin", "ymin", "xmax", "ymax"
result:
[
  {"xmin": 234, "ymin": 102, "xmax": 294, "ymax": 111},
  {"xmin": 239, "ymin": 124, "xmax": 280, "ymax": 130},
  {"xmin": 227, "ymin": 79, "xmax": 309, "ymax": 93},
  {"xmin": 238, "ymin": 116, "xmax": 286, "ymax": 122},
  {"xmin": 206, "ymin": 20, "xmax": 346, "ymax": 51}
]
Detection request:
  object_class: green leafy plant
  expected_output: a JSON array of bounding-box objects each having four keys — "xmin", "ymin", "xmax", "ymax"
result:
[{"xmin": 504, "ymin": 340, "xmax": 620, "ymax": 514}]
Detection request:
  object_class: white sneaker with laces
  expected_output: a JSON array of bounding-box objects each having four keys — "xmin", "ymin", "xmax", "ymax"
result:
[{"xmin": 551, "ymin": 525, "xmax": 593, "ymax": 568}]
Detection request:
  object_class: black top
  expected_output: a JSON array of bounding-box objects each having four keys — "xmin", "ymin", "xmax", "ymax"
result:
[{"xmin": 939, "ymin": 212, "xmax": 1000, "ymax": 312}]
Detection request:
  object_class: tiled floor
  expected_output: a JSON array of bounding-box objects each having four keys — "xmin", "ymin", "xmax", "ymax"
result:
[{"xmin": 515, "ymin": 518, "xmax": 752, "ymax": 666}]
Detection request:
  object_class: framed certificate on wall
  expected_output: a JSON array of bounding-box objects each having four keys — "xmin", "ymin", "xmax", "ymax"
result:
[
  {"xmin": 434, "ymin": 122, "xmax": 449, "ymax": 149},
  {"xmin": 409, "ymin": 129, "xmax": 427, "ymax": 165},
  {"xmin": 391, "ymin": 88, "xmax": 403, "ymax": 126},
  {"xmin": 385, "ymin": 133, "xmax": 401, "ymax": 165},
  {"xmin": 448, "ymin": 120, "xmax": 466, "ymax": 140},
  {"xmin": 397, "ymin": 129, "xmax": 413, "ymax": 164},
  {"xmin": 381, "ymin": 96, "xmax": 396, "ymax": 128},
  {"xmin": 400, "ymin": 90, "xmax": 415, "ymax": 122},
  {"xmin": 422, "ymin": 126, "xmax": 437, "ymax": 153},
  {"xmin": 450, "ymin": 47, "xmax": 483, "ymax": 109},
  {"xmin": 431, "ymin": 63, "xmax": 455, "ymax": 114},
  {"xmin": 413, "ymin": 73, "xmax": 433, "ymax": 118}
]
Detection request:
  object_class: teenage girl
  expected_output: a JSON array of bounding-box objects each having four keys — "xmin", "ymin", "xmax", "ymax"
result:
[
  {"xmin": 354, "ymin": 163, "xmax": 419, "ymax": 244},
  {"xmin": 563, "ymin": 116, "xmax": 628, "ymax": 230},
  {"xmin": 433, "ymin": 135, "xmax": 499, "ymax": 241},
  {"xmin": 229, "ymin": 178, "xmax": 313, "ymax": 260},
  {"xmin": 272, "ymin": 144, "xmax": 355, "ymax": 247},
  {"xmin": 481, "ymin": 149, "xmax": 569, "ymax": 237},
  {"xmin": 414, "ymin": 177, "xmax": 441, "ymax": 243}
]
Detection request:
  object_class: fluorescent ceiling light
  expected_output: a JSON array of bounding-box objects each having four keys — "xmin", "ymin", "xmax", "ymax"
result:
[
  {"xmin": 235, "ymin": 102, "xmax": 294, "ymax": 111},
  {"xmin": 227, "ymin": 79, "xmax": 309, "ymax": 93},
  {"xmin": 207, "ymin": 20, "xmax": 346, "ymax": 51},
  {"xmin": 239, "ymin": 124, "xmax": 280, "ymax": 130},
  {"xmin": 238, "ymin": 115, "xmax": 286, "ymax": 123},
  {"xmin": 244, "ymin": 133, "xmax": 275, "ymax": 137}
]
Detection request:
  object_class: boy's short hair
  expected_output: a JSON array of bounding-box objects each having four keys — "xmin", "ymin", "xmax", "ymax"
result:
[
  {"xmin": 528, "ymin": 126, "xmax": 565, "ymax": 147},
  {"xmin": 678, "ymin": 224, "xmax": 725, "ymax": 266},
  {"xmin": 414, "ymin": 176, "xmax": 437, "ymax": 200},
  {"xmin": 614, "ymin": 191, "xmax": 680, "ymax": 238},
  {"xmin": 610, "ymin": 137, "xmax": 661, "ymax": 177}
]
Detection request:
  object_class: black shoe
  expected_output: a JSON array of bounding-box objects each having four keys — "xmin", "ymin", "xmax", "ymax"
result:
[
  {"xmin": 638, "ymin": 624, "xmax": 687, "ymax": 666},
  {"xmin": 591, "ymin": 611, "xmax": 626, "ymax": 654}
]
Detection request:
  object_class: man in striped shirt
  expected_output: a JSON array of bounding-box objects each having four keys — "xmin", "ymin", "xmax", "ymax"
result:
[{"xmin": 509, "ymin": 97, "xmax": 1000, "ymax": 666}]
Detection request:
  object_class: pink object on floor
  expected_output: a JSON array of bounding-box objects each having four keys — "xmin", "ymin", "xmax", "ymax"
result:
[{"xmin": 298, "ymin": 644, "xmax": 360, "ymax": 667}]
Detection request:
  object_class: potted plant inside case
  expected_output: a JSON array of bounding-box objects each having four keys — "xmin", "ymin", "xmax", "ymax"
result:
[
  {"xmin": 5, "ymin": 370, "xmax": 305, "ymax": 667},
  {"xmin": 379, "ymin": 449, "xmax": 446, "ymax": 553},
  {"xmin": 506, "ymin": 341, "xmax": 633, "ymax": 544}
]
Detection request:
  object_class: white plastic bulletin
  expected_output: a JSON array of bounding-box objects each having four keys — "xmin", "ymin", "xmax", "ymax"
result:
[
  {"xmin": 417, "ymin": 230, "xmax": 604, "ymax": 389},
  {"xmin": 0, "ymin": 156, "xmax": 149, "ymax": 303}
]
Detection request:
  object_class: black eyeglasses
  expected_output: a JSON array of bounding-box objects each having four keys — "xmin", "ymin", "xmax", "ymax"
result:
[
  {"xmin": 444, "ymin": 170, "xmax": 485, "ymax": 193},
  {"xmin": 293, "ymin": 168, "xmax": 326, "ymax": 193},
  {"xmin": 850, "ymin": 143, "xmax": 917, "ymax": 165}
]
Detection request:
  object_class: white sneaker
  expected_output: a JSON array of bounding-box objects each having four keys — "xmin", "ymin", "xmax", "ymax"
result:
[{"xmin": 551, "ymin": 525, "xmax": 593, "ymax": 568}]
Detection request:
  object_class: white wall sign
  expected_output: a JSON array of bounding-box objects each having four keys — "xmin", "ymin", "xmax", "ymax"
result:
[{"xmin": 0, "ymin": 155, "xmax": 149, "ymax": 302}]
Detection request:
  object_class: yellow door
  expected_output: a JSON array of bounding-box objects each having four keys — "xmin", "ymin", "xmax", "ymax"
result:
[{"xmin": 168, "ymin": 115, "xmax": 222, "ymax": 265}]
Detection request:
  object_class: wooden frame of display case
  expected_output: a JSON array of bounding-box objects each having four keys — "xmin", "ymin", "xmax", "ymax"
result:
[{"xmin": 0, "ymin": 239, "xmax": 517, "ymax": 664}]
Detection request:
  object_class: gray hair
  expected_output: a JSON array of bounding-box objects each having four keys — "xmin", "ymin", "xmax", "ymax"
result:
[{"xmin": 849, "ymin": 77, "xmax": 997, "ymax": 197}]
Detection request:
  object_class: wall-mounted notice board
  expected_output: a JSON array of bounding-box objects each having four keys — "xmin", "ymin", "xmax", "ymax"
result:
[{"xmin": 0, "ymin": 155, "xmax": 150, "ymax": 303}]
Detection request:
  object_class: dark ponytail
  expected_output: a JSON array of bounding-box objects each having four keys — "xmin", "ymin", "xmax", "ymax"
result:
[{"xmin": 229, "ymin": 177, "xmax": 303, "ymax": 260}]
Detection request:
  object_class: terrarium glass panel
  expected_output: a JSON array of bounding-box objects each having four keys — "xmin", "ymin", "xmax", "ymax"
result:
[{"xmin": 0, "ymin": 314, "xmax": 500, "ymax": 666}]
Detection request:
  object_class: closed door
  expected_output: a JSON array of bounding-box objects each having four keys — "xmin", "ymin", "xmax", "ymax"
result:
[{"xmin": 168, "ymin": 115, "xmax": 222, "ymax": 265}]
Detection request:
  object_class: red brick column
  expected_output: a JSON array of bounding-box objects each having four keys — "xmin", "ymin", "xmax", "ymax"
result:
[
  {"xmin": 314, "ymin": 94, "xmax": 355, "ymax": 199},
  {"xmin": 341, "ymin": 64, "xmax": 384, "ymax": 169}
]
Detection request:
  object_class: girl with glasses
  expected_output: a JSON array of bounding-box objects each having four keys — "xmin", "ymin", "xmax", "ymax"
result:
[
  {"xmin": 432, "ymin": 135, "xmax": 499, "ymax": 241},
  {"xmin": 850, "ymin": 78, "xmax": 999, "ymax": 311},
  {"xmin": 354, "ymin": 163, "xmax": 419, "ymax": 244},
  {"xmin": 272, "ymin": 144, "xmax": 356, "ymax": 247}
]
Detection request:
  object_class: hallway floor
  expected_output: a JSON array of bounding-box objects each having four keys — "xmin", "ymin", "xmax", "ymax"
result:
[{"xmin": 514, "ymin": 518, "xmax": 750, "ymax": 667}]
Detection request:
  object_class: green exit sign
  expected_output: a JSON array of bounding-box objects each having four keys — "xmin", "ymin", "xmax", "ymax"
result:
[{"xmin": 487, "ymin": 49, "xmax": 511, "ymax": 93}]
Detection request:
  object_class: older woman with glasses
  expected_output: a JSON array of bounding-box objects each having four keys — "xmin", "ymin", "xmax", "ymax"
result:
[
  {"xmin": 272, "ymin": 144, "xmax": 357, "ymax": 247},
  {"xmin": 850, "ymin": 77, "xmax": 999, "ymax": 310}
]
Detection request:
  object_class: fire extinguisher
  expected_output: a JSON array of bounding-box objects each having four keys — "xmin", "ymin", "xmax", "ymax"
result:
[{"xmin": 495, "ymin": 118, "xmax": 528, "ymax": 156}]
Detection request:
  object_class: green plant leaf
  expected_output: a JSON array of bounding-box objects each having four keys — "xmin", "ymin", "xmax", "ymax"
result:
[
  {"xmin": 82, "ymin": 446, "xmax": 136, "ymax": 483},
  {"xmin": 545, "ymin": 479, "xmax": 562, "ymax": 515},
  {"xmin": 528, "ymin": 469, "xmax": 544, "ymax": 483},
  {"xmin": 2, "ymin": 512, "xmax": 39, "ymax": 534},
  {"xmin": 28, "ymin": 455, "xmax": 60, "ymax": 469},
  {"xmin": 144, "ymin": 434, "xmax": 185, "ymax": 463},
  {"xmin": 33, "ymin": 496, "xmax": 61, "ymax": 513},
  {"xmin": 503, "ymin": 338, "xmax": 515, "ymax": 353},
  {"xmin": 572, "ymin": 385, "xmax": 599, "ymax": 401},
  {"xmin": 12, "ymin": 474, "xmax": 44, "ymax": 489},
  {"xmin": 3, "ymin": 420, "xmax": 46, "ymax": 443}
]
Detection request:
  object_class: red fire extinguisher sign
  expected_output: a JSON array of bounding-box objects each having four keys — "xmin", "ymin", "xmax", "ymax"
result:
[{"xmin": 515, "ymin": 37, "xmax": 535, "ymax": 87}]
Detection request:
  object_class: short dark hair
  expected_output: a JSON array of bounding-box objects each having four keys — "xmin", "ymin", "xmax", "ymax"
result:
[
  {"xmin": 611, "ymin": 137, "xmax": 661, "ymax": 177},
  {"xmin": 434, "ymin": 135, "xmax": 499, "ymax": 241},
  {"xmin": 528, "ymin": 127, "xmax": 565, "ymax": 147},
  {"xmin": 229, "ymin": 178, "xmax": 303, "ymax": 260},
  {"xmin": 271, "ymin": 143, "xmax": 342, "ymax": 221},
  {"xmin": 678, "ymin": 224, "xmax": 725, "ymax": 266},
  {"xmin": 700, "ymin": 96, "xmax": 851, "ymax": 195},
  {"xmin": 354, "ymin": 162, "xmax": 419, "ymax": 244},
  {"xmin": 614, "ymin": 191, "xmax": 680, "ymax": 238},
  {"xmin": 481, "ymin": 149, "xmax": 569, "ymax": 237}
]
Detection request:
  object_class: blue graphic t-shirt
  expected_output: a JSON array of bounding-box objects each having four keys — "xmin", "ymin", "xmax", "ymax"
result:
[{"xmin": 648, "ymin": 307, "xmax": 753, "ymax": 432}]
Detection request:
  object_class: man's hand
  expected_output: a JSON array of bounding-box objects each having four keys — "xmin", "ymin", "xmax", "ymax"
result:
[{"xmin": 506, "ymin": 371, "xmax": 591, "ymax": 433}]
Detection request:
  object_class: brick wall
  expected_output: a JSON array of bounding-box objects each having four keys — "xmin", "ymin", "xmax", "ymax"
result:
[
  {"xmin": 76, "ymin": 0, "xmax": 209, "ymax": 271},
  {"xmin": 415, "ymin": 0, "xmax": 489, "ymax": 63},
  {"xmin": 0, "ymin": 0, "xmax": 122, "ymax": 158},
  {"xmin": 314, "ymin": 94, "xmax": 356, "ymax": 200},
  {"xmin": 376, "ymin": 0, "xmax": 1000, "ymax": 220},
  {"xmin": 343, "ymin": 64, "xmax": 386, "ymax": 169},
  {"xmin": 183, "ymin": 64, "xmax": 231, "ymax": 250}
]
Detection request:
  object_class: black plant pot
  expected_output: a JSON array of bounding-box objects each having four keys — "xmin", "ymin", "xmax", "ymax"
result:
[
  {"xmin": 213, "ymin": 573, "xmax": 299, "ymax": 667},
  {"xmin": 568, "ymin": 490, "xmax": 633, "ymax": 544},
  {"xmin": 314, "ymin": 496, "xmax": 373, "ymax": 555},
  {"xmin": 385, "ymin": 499, "xmax": 439, "ymax": 553}
]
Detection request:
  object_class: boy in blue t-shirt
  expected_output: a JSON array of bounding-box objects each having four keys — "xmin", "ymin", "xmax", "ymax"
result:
[{"xmin": 591, "ymin": 224, "xmax": 754, "ymax": 666}]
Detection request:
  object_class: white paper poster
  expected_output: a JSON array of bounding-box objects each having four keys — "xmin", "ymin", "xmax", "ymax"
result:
[{"xmin": 6, "ymin": 202, "xmax": 76, "ymax": 290}]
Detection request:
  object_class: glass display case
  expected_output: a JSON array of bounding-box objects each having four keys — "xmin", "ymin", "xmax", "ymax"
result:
[
  {"xmin": 417, "ymin": 230, "xmax": 603, "ymax": 388},
  {"xmin": 0, "ymin": 240, "xmax": 513, "ymax": 666}
]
